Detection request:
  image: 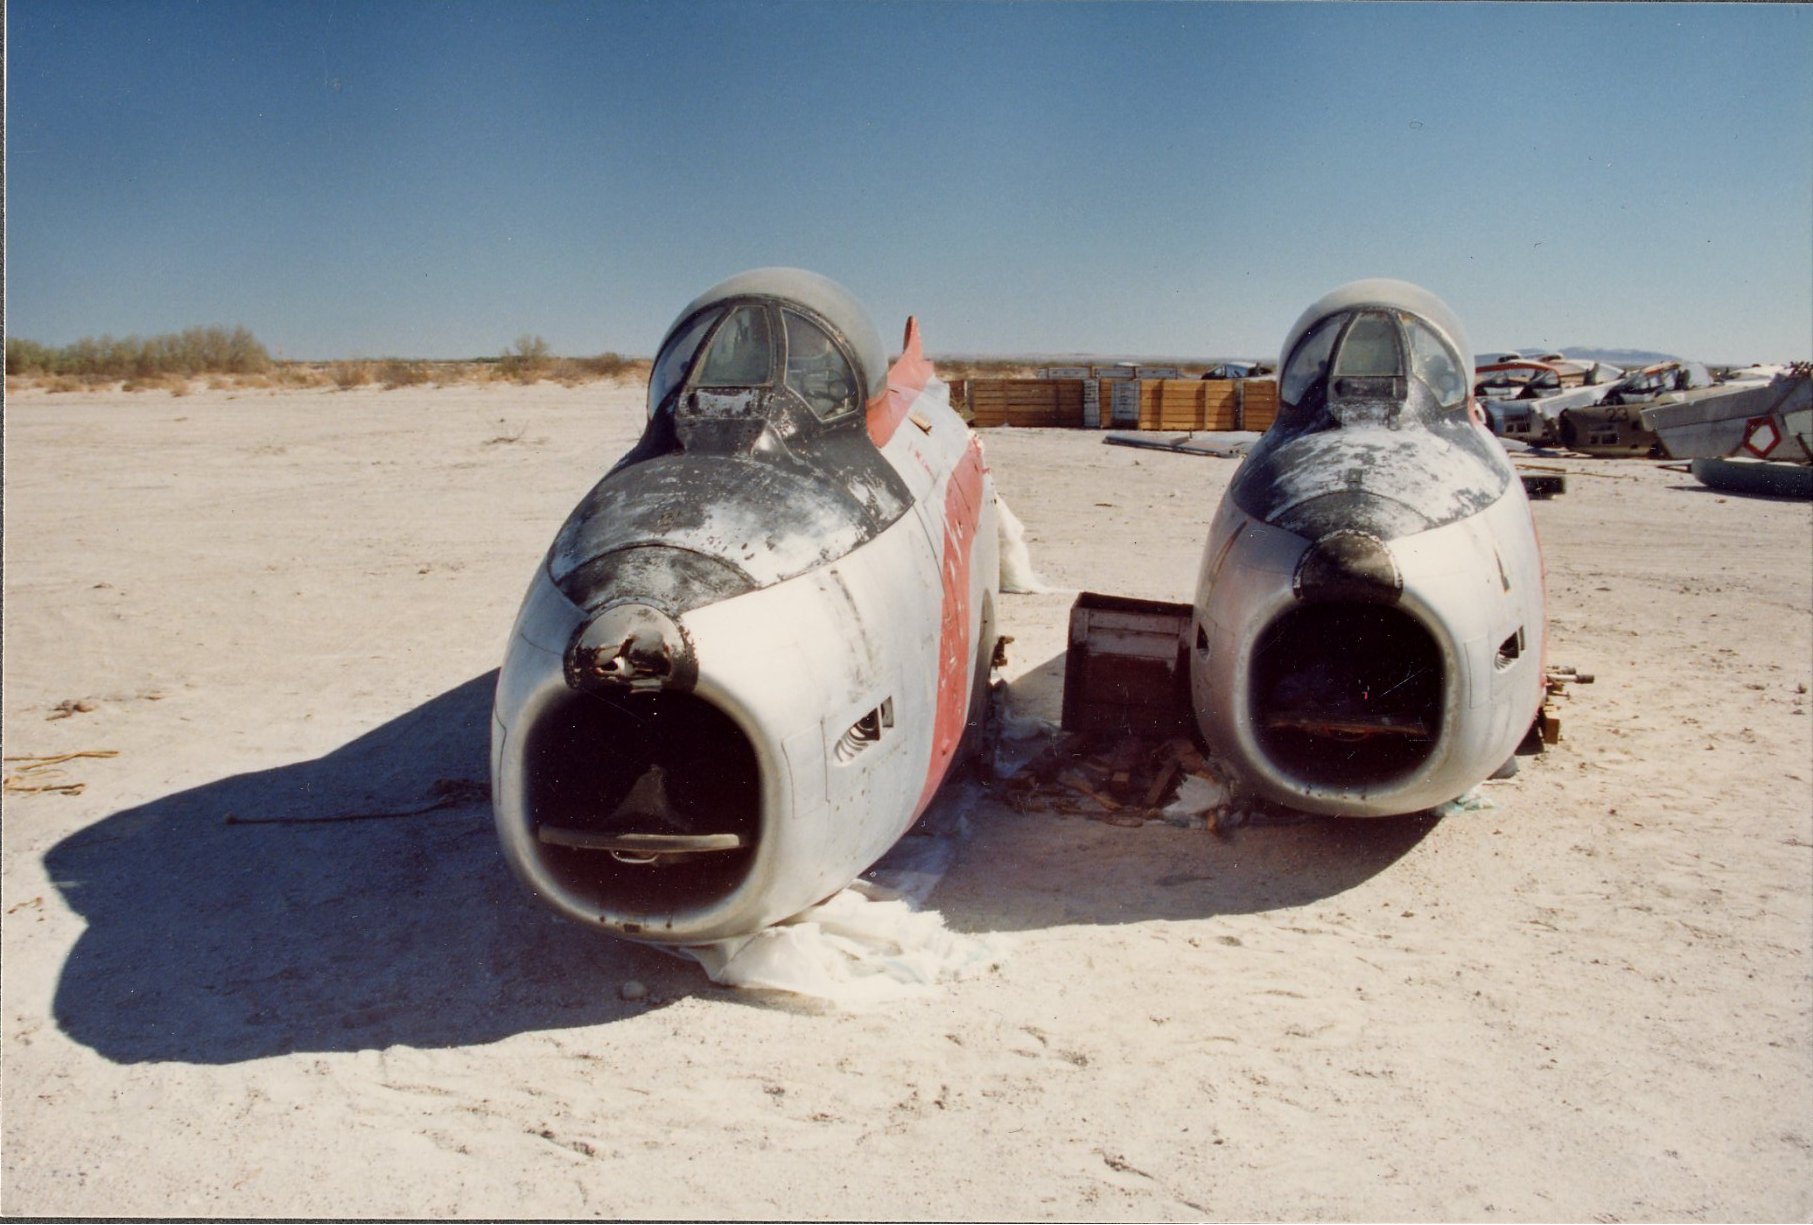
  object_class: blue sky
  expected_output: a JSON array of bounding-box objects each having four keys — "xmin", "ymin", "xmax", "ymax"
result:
[{"xmin": 6, "ymin": 1, "xmax": 1810, "ymax": 362}]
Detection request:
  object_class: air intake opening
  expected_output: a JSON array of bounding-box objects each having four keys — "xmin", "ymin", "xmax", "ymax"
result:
[
  {"xmin": 523, "ymin": 689, "xmax": 759, "ymax": 915},
  {"xmin": 1250, "ymin": 603, "xmax": 1443, "ymax": 789}
]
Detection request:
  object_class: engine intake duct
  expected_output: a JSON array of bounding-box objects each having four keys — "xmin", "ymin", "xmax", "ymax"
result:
[
  {"xmin": 1250, "ymin": 602, "xmax": 1443, "ymax": 790},
  {"xmin": 523, "ymin": 689, "xmax": 759, "ymax": 914}
]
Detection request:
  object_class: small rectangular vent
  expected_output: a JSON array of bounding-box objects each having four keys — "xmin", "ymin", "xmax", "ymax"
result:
[
  {"xmin": 834, "ymin": 698, "xmax": 895, "ymax": 763},
  {"xmin": 1495, "ymin": 628, "xmax": 1524, "ymax": 670}
]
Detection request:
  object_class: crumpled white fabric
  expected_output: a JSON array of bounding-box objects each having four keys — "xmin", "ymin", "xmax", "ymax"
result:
[
  {"xmin": 1164, "ymin": 772, "xmax": 1228, "ymax": 817},
  {"xmin": 685, "ymin": 889, "xmax": 1012, "ymax": 1009},
  {"xmin": 996, "ymin": 497, "xmax": 1052, "ymax": 594},
  {"xmin": 1431, "ymin": 787, "xmax": 1496, "ymax": 816}
]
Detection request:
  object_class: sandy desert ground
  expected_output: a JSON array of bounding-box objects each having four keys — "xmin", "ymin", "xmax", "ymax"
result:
[{"xmin": 3, "ymin": 377, "xmax": 1809, "ymax": 1221}]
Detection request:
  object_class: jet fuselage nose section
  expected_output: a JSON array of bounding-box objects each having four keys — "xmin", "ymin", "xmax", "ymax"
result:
[
  {"xmin": 1191, "ymin": 281, "xmax": 1548, "ymax": 817},
  {"xmin": 491, "ymin": 268, "xmax": 999, "ymax": 945}
]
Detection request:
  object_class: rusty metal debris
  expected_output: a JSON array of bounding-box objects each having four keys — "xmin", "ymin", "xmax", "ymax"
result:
[
  {"xmin": 1001, "ymin": 731, "xmax": 1225, "ymax": 830},
  {"xmin": 1537, "ymin": 666, "xmax": 1596, "ymax": 745}
]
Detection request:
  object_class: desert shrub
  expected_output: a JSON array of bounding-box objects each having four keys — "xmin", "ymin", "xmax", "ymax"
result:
[
  {"xmin": 576, "ymin": 351, "xmax": 630, "ymax": 380},
  {"xmin": 432, "ymin": 361, "xmax": 489, "ymax": 386},
  {"xmin": 5, "ymin": 325, "xmax": 272, "ymax": 378},
  {"xmin": 330, "ymin": 361, "xmax": 375, "ymax": 389},
  {"xmin": 6, "ymin": 337, "xmax": 57, "ymax": 375},
  {"xmin": 498, "ymin": 334, "xmax": 551, "ymax": 383},
  {"xmin": 121, "ymin": 373, "xmax": 187, "ymax": 395},
  {"xmin": 271, "ymin": 364, "xmax": 328, "ymax": 388},
  {"xmin": 379, "ymin": 360, "xmax": 431, "ymax": 389},
  {"xmin": 45, "ymin": 375, "xmax": 84, "ymax": 393}
]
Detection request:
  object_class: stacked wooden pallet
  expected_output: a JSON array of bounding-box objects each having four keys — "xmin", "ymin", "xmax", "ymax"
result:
[
  {"xmin": 954, "ymin": 376, "xmax": 1281, "ymax": 431},
  {"xmin": 1130, "ymin": 381, "xmax": 1241, "ymax": 431},
  {"xmin": 966, "ymin": 379, "xmax": 1086, "ymax": 428},
  {"xmin": 1240, "ymin": 379, "xmax": 1278, "ymax": 432}
]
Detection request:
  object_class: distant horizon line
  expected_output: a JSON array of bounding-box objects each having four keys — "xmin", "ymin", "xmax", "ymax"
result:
[{"xmin": 20, "ymin": 329, "xmax": 1808, "ymax": 369}]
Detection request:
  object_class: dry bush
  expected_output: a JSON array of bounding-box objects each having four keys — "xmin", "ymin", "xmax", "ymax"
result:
[
  {"xmin": 271, "ymin": 364, "xmax": 328, "ymax": 389},
  {"xmin": 6, "ymin": 338, "xmax": 56, "ymax": 376},
  {"xmin": 46, "ymin": 376, "xmax": 84, "ymax": 393},
  {"xmin": 379, "ymin": 360, "xmax": 431, "ymax": 389},
  {"xmin": 574, "ymin": 351, "xmax": 646, "ymax": 382},
  {"xmin": 547, "ymin": 358, "xmax": 590, "ymax": 386},
  {"xmin": 498, "ymin": 334, "xmax": 551, "ymax": 384},
  {"xmin": 330, "ymin": 361, "xmax": 375, "ymax": 389},
  {"xmin": 433, "ymin": 361, "xmax": 490, "ymax": 386},
  {"xmin": 6, "ymin": 325, "xmax": 272, "ymax": 378},
  {"xmin": 121, "ymin": 373, "xmax": 190, "ymax": 396}
]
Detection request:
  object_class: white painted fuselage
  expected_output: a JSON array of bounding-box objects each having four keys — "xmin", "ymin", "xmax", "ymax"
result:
[
  {"xmin": 491, "ymin": 271, "xmax": 997, "ymax": 945},
  {"xmin": 1190, "ymin": 281, "xmax": 1548, "ymax": 817}
]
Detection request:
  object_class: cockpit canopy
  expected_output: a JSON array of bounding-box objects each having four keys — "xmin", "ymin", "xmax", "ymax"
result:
[
  {"xmin": 1276, "ymin": 279, "xmax": 1472, "ymax": 421},
  {"xmin": 647, "ymin": 267, "xmax": 888, "ymax": 424},
  {"xmin": 1227, "ymin": 280, "xmax": 1511, "ymax": 541}
]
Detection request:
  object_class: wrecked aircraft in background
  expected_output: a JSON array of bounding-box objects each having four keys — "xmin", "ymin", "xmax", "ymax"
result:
[
  {"xmin": 1188, "ymin": 281, "xmax": 1549, "ymax": 817},
  {"xmin": 1472, "ymin": 355, "xmax": 1776, "ymax": 459},
  {"xmin": 1640, "ymin": 363, "xmax": 1811, "ymax": 461},
  {"xmin": 490, "ymin": 268, "xmax": 1001, "ymax": 946},
  {"xmin": 1474, "ymin": 358, "xmax": 1622, "ymax": 446},
  {"xmin": 1551, "ymin": 360, "xmax": 1715, "ymax": 456},
  {"xmin": 1645, "ymin": 363, "xmax": 1813, "ymax": 498}
]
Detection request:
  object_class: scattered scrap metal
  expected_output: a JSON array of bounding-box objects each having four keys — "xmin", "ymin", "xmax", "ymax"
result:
[
  {"xmin": 997, "ymin": 730, "xmax": 1256, "ymax": 833},
  {"xmin": 1537, "ymin": 666, "xmax": 1594, "ymax": 746}
]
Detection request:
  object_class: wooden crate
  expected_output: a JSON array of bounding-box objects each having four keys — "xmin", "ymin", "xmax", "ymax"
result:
[
  {"xmin": 968, "ymin": 379, "xmax": 1086, "ymax": 428},
  {"xmin": 1132, "ymin": 380, "xmax": 1240, "ymax": 431},
  {"xmin": 1239, "ymin": 378, "xmax": 1279, "ymax": 431},
  {"xmin": 946, "ymin": 378, "xmax": 971, "ymax": 422}
]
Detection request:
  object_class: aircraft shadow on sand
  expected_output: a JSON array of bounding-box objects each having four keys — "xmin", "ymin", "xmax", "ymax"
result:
[
  {"xmin": 45, "ymin": 665, "xmax": 1433, "ymax": 1066},
  {"xmin": 43, "ymin": 672, "xmax": 678, "ymax": 1067},
  {"xmin": 936, "ymin": 648, "xmax": 1438, "ymax": 935}
]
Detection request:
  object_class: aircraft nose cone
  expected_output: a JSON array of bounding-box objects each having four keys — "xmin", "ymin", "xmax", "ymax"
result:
[
  {"xmin": 1292, "ymin": 529, "xmax": 1402, "ymax": 604},
  {"xmin": 564, "ymin": 602, "xmax": 698, "ymax": 694}
]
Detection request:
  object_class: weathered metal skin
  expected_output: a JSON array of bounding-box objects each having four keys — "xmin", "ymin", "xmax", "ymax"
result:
[
  {"xmin": 1231, "ymin": 288, "xmax": 1513, "ymax": 542},
  {"xmin": 492, "ymin": 268, "xmax": 999, "ymax": 945},
  {"xmin": 550, "ymin": 452, "xmax": 910, "ymax": 617},
  {"xmin": 1191, "ymin": 280, "xmax": 1547, "ymax": 817}
]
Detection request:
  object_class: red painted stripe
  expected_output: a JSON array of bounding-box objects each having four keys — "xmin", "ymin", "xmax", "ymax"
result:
[
  {"xmin": 914, "ymin": 436, "xmax": 987, "ymax": 818},
  {"xmin": 868, "ymin": 316, "xmax": 935, "ymax": 448}
]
